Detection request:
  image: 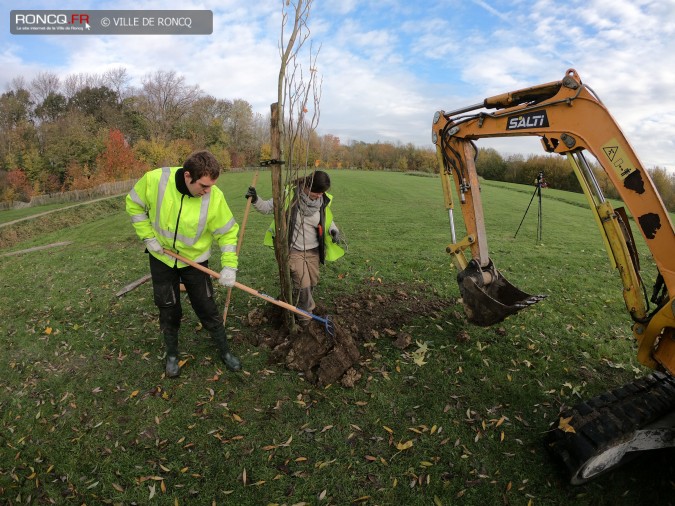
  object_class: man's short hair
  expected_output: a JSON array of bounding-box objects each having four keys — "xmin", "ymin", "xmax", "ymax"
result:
[{"xmin": 183, "ymin": 150, "xmax": 222, "ymax": 181}]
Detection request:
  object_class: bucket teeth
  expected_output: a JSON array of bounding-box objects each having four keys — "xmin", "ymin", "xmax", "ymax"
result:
[{"xmin": 457, "ymin": 260, "xmax": 546, "ymax": 326}]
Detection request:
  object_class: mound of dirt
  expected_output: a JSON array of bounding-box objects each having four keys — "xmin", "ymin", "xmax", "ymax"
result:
[{"xmin": 244, "ymin": 280, "xmax": 456, "ymax": 387}]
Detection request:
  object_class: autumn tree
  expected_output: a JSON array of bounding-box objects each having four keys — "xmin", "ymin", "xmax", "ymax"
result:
[
  {"xmin": 30, "ymin": 71, "xmax": 60, "ymax": 105},
  {"xmin": 2, "ymin": 168, "xmax": 33, "ymax": 202},
  {"xmin": 94, "ymin": 129, "xmax": 147, "ymax": 183},
  {"xmin": 225, "ymin": 99, "xmax": 258, "ymax": 167},
  {"xmin": 0, "ymin": 87, "xmax": 37, "ymax": 172},
  {"xmin": 137, "ymin": 70, "xmax": 202, "ymax": 142},
  {"xmin": 35, "ymin": 92, "xmax": 67, "ymax": 122}
]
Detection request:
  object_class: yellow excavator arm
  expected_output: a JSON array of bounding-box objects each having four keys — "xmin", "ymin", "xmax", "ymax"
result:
[
  {"xmin": 433, "ymin": 69, "xmax": 675, "ymax": 484},
  {"xmin": 432, "ymin": 68, "xmax": 675, "ymax": 374}
]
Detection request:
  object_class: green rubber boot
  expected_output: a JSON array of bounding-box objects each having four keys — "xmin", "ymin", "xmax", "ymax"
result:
[
  {"xmin": 163, "ymin": 332, "xmax": 180, "ymax": 378},
  {"xmin": 211, "ymin": 328, "xmax": 241, "ymax": 372}
]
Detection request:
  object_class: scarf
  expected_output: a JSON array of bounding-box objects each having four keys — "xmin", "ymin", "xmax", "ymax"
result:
[{"xmin": 297, "ymin": 189, "xmax": 323, "ymax": 217}]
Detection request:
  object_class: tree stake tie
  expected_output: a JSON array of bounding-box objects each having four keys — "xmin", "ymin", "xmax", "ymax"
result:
[{"xmin": 162, "ymin": 249, "xmax": 335, "ymax": 337}]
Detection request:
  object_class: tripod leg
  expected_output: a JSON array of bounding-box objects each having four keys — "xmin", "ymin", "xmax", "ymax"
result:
[
  {"xmin": 514, "ymin": 186, "xmax": 539, "ymax": 239},
  {"xmin": 537, "ymin": 185, "xmax": 543, "ymax": 243}
]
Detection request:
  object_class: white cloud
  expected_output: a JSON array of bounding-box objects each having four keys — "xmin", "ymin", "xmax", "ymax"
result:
[{"xmin": 1, "ymin": 0, "xmax": 673, "ymax": 172}]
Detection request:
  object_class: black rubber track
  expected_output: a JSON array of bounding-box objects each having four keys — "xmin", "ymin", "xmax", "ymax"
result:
[{"xmin": 546, "ymin": 371, "xmax": 675, "ymax": 483}]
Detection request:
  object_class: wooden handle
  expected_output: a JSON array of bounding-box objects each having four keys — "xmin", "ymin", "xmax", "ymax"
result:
[
  {"xmin": 237, "ymin": 170, "xmax": 259, "ymax": 257},
  {"xmin": 223, "ymin": 170, "xmax": 260, "ymax": 323},
  {"xmin": 163, "ymin": 249, "xmax": 309, "ymax": 319}
]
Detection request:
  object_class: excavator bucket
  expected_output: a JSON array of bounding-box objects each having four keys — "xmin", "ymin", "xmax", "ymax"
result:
[{"xmin": 457, "ymin": 260, "xmax": 546, "ymax": 326}]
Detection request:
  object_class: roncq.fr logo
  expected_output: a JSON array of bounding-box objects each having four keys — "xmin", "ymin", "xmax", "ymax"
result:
[{"xmin": 14, "ymin": 13, "xmax": 90, "ymax": 26}]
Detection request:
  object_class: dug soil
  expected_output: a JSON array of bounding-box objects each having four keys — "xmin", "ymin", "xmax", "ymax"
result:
[{"xmin": 243, "ymin": 279, "xmax": 459, "ymax": 387}]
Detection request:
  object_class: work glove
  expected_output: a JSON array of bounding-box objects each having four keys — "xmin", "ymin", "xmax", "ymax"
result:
[
  {"xmin": 143, "ymin": 237, "xmax": 163, "ymax": 254},
  {"xmin": 218, "ymin": 266, "xmax": 237, "ymax": 287},
  {"xmin": 329, "ymin": 228, "xmax": 340, "ymax": 244},
  {"xmin": 244, "ymin": 186, "xmax": 258, "ymax": 203}
]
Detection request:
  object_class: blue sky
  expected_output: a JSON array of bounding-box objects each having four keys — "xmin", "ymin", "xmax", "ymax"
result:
[{"xmin": 2, "ymin": 0, "xmax": 674, "ymax": 171}]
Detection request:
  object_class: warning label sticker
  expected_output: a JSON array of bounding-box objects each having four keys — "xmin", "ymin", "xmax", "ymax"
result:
[{"xmin": 602, "ymin": 139, "xmax": 637, "ymax": 181}]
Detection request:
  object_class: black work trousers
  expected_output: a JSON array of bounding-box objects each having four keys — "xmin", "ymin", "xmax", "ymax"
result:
[{"xmin": 149, "ymin": 253, "xmax": 223, "ymax": 340}]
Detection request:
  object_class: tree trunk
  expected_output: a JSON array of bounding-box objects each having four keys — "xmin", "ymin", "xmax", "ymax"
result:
[{"xmin": 270, "ymin": 102, "xmax": 295, "ymax": 329}]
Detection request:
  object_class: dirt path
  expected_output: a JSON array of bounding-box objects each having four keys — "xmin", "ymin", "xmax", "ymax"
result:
[
  {"xmin": 0, "ymin": 193, "xmax": 127, "ymax": 229},
  {"xmin": 0, "ymin": 241, "xmax": 73, "ymax": 257}
]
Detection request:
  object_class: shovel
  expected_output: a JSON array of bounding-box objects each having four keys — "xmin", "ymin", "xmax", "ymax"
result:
[{"xmin": 163, "ymin": 249, "xmax": 335, "ymax": 336}]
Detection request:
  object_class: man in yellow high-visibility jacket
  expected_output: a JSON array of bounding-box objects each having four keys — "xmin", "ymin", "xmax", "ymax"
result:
[{"xmin": 126, "ymin": 150, "xmax": 241, "ymax": 377}]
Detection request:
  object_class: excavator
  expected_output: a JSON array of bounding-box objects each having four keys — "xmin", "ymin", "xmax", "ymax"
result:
[{"xmin": 431, "ymin": 69, "xmax": 675, "ymax": 484}]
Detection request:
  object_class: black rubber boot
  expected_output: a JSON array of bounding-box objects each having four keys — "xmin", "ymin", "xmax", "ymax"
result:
[
  {"xmin": 211, "ymin": 328, "xmax": 241, "ymax": 372},
  {"xmin": 163, "ymin": 332, "xmax": 180, "ymax": 378}
]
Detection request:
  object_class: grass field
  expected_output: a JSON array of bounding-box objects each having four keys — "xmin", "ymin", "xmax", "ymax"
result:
[{"xmin": 1, "ymin": 169, "xmax": 674, "ymax": 505}]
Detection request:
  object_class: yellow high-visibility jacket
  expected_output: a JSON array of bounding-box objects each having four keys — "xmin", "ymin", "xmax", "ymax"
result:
[
  {"xmin": 263, "ymin": 188, "xmax": 344, "ymax": 264},
  {"xmin": 126, "ymin": 167, "xmax": 239, "ymax": 269}
]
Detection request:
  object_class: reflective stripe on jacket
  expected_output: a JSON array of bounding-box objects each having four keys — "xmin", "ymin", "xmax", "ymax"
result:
[
  {"xmin": 126, "ymin": 167, "xmax": 239, "ymax": 268},
  {"xmin": 263, "ymin": 188, "xmax": 344, "ymax": 264}
]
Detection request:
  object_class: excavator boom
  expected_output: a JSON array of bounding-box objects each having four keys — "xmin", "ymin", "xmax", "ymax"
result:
[{"xmin": 432, "ymin": 69, "xmax": 675, "ymax": 482}]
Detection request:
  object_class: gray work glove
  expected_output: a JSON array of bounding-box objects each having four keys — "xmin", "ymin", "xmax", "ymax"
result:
[
  {"xmin": 218, "ymin": 266, "xmax": 237, "ymax": 287},
  {"xmin": 244, "ymin": 186, "xmax": 258, "ymax": 203},
  {"xmin": 143, "ymin": 237, "xmax": 163, "ymax": 253},
  {"xmin": 329, "ymin": 228, "xmax": 340, "ymax": 243}
]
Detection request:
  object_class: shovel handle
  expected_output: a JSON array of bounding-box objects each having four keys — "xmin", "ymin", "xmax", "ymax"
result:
[
  {"xmin": 162, "ymin": 249, "xmax": 311, "ymax": 320},
  {"xmin": 223, "ymin": 170, "xmax": 259, "ymax": 323}
]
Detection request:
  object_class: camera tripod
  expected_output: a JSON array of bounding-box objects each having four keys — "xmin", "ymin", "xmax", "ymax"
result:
[{"xmin": 514, "ymin": 172, "xmax": 547, "ymax": 243}]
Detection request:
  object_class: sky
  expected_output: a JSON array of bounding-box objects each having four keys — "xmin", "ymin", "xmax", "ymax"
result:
[{"xmin": 2, "ymin": 0, "xmax": 675, "ymax": 172}]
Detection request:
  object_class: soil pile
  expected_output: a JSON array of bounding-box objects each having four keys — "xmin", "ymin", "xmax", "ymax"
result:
[{"xmin": 244, "ymin": 280, "xmax": 454, "ymax": 386}]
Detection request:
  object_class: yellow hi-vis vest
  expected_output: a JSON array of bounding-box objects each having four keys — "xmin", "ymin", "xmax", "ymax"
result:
[
  {"xmin": 263, "ymin": 190, "xmax": 344, "ymax": 263},
  {"xmin": 126, "ymin": 167, "xmax": 239, "ymax": 269}
]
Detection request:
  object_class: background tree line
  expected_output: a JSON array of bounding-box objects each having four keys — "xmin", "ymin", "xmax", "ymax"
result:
[
  {"xmin": 0, "ymin": 68, "xmax": 439, "ymax": 204},
  {"xmin": 475, "ymin": 147, "xmax": 675, "ymax": 211},
  {"xmin": 0, "ymin": 68, "xmax": 672, "ymax": 211}
]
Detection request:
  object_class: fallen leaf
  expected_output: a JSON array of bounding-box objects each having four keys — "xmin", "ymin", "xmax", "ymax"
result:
[
  {"xmin": 396, "ymin": 440, "xmax": 413, "ymax": 451},
  {"xmin": 558, "ymin": 416, "xmax": 576, "ymax": 433}
]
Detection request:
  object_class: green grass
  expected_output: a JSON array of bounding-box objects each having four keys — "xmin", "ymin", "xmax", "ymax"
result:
[{"xmin": 1, "ymin": 170, "xmax": 673, "ymax": 505}]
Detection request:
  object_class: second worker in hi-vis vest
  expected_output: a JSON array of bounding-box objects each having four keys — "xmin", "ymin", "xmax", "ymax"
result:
[{"xmin": 245, "ymin": 170, "xmax": 345, "ymax": 325}]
